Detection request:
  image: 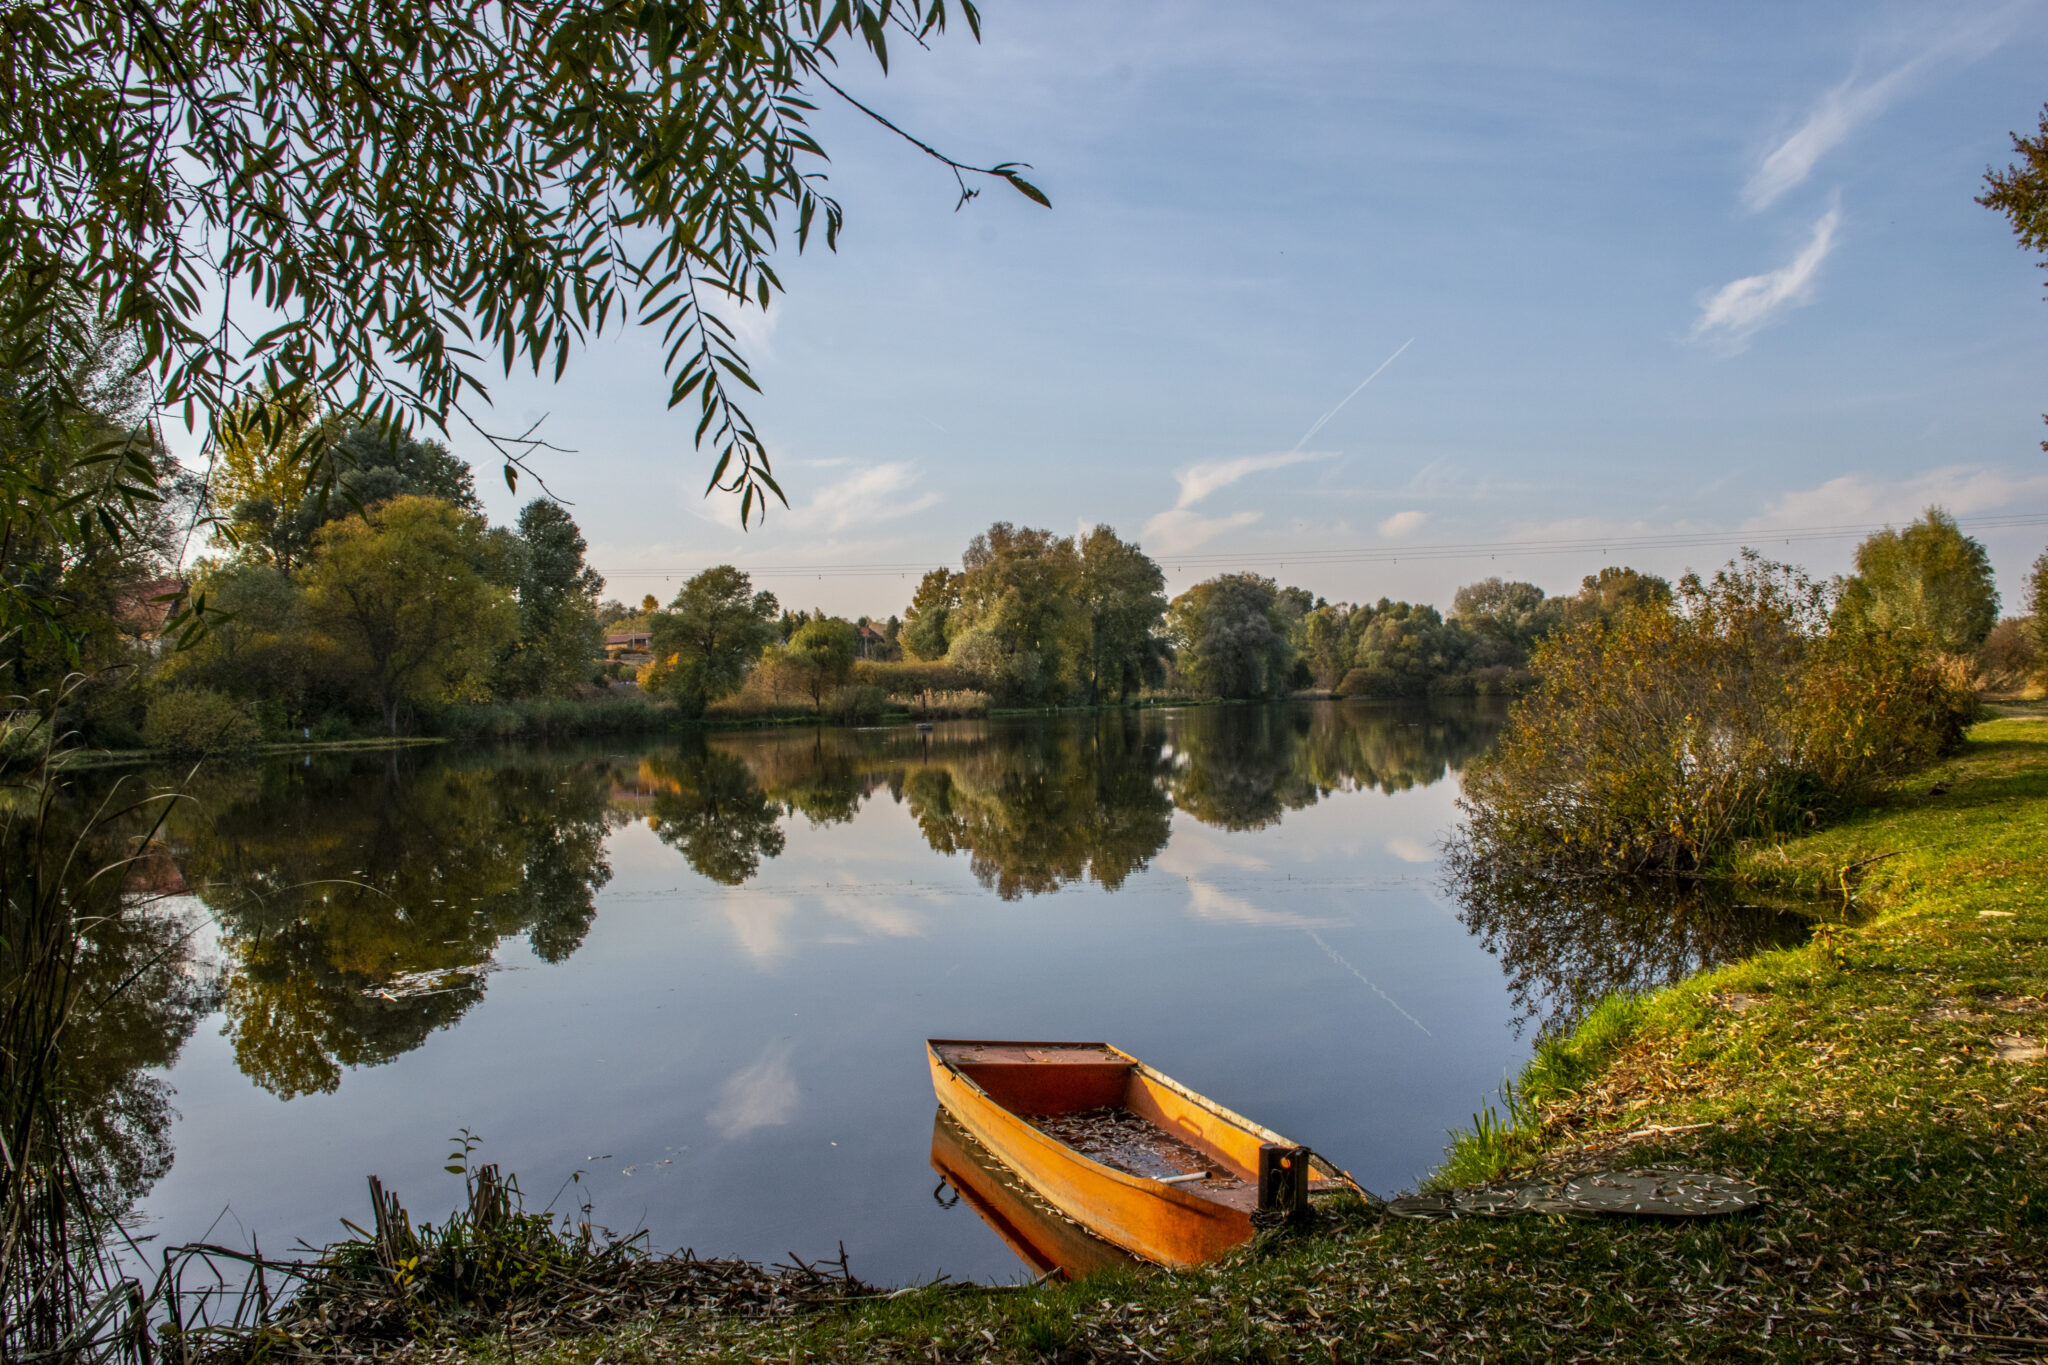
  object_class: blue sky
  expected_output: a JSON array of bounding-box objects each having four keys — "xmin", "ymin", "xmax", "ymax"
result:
[{"xmin": 459, "ymin": 0, "xmax": 2048, "ymax": 619}]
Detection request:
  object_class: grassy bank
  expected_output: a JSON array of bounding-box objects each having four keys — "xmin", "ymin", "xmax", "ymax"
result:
[{"xmin": 217, "ymin": 717, "xmax": 2048, "ymax": 1362}]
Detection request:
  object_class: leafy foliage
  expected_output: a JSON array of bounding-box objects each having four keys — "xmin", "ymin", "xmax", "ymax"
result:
[
  {"xmin": 1, "ymin": 0, "xmax": 1038, "ymax": 518},
  {"xmin": 644, "ymin": 566, "xmax": 780, "ymax": 715},
  {"xmin": 1166, "ymin": 573, "xmax": 1294, "ymax": 699},
  {"xmin": 502, "ymin": 501, "xmax": 606, "ymax": 698},
  {"xmin": 900, "ymin": 568, "xmax": 960, "ymax": 662},
  {"xmin": 140, "ymin": 687, "xmax": 262, "ymax": 755},
  {"xmin": 298, "ymin": 496, "xmax": 518, "ymax": 734},
  {"xmin": 1076, "ymin": 525, "xmax": 1167, "ymax": 701},
  {"xmin": 2030, "ymin": 547, "xmax": 2048, "ymax": 675},
  {"xmin": 1456, "ymin": 552, "xmax": 1977, "ymax": 877},
  {"xmin": 1835, "ymin": 507, "xmax": 1998, "ymax": 655},
  {"xmin": 773, "ymin": 615, "xmax": 859, "ymax": 711},
  {"xmin": 947, "ymin": 523, "xmax": 1087, "ymax": 703}
]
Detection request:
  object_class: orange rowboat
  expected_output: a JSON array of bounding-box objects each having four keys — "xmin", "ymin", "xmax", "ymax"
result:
[{"xmin": 926, "ymin": 1040, "xmax": 1342, "ymax": 1269}]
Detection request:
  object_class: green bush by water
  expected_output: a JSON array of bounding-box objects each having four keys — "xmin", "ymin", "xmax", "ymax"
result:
[{"xmin": 141, "ymin": 688, "xmax": 264, "ymax": 755}]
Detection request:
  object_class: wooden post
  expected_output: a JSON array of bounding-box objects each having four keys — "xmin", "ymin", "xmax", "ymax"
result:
[{"xmin": 1256, "ymin": 1144, "xmax": 1310, "ymax": 1222}]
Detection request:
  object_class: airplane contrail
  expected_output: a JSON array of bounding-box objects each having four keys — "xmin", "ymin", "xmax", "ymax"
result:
[{"xmin": 1291, "ymin": 337, "xmax": 1414, "ymax": 452}]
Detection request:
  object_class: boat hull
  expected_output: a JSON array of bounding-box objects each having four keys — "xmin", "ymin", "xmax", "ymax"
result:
[{"xmin": 926, "ymin": 1040, "xmax": 1313, "ymax": 1269}]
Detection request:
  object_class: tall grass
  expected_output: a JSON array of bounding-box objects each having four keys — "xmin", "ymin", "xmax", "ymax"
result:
[
  {"xmin": 1, "ymin": 681, "xmax": 181, "ymax": 1360},
  {"xmin": 1430, "ymin": 993, "xmax": 1650, "ymax": 1190}
]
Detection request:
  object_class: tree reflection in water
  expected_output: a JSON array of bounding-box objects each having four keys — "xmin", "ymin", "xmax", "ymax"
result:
[
  {"xmin": 1446, "ymin": 859, "xmax": 1815, "ymax": 1036},
  {"xmin": 46, "ymin": 700, "xmax": 1521, "ymax": 1242},
  {"xmin": 168, "ymin": 753, "xmax": 616, "ymax": 1098},
  {"xmin": 58, "ymin": 874, "xmax": 218, "ymax": 1223},
  {"xmin": 640, "ymin": 741, "xmax": 786, "ymax": 885}
]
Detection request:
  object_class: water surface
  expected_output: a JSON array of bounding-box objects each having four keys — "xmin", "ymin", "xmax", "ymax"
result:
[{"xmin": 84, "ymin": 702, "xmax": 1801, "ymax": 1284}]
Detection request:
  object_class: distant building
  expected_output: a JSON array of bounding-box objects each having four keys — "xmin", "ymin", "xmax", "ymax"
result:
[
  {"xmin": 115, "ymin": 577, "xmax": 187, "ymax": 655},
  {"xmin": 605, "ymin": 630, "xmax": 653, "ymax": 665},
  {"xmin": 856, "ymin": 622, "xmax": 888, "ymax": 660}
]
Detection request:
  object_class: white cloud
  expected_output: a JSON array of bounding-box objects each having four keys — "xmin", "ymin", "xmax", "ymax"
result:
[
  {"xmin": 1690, "ymin": 205, "xmax": 1841, "ymax": 352},
  {"xmin": 1378, "ymin": 510, "xmax": 1426, "ymax": 539},
  {"xmin": 1142, "ymin": 507, "xmax": 1263, "ymax": 557},
  {"xmin": 1742, "ymin": 11, "xmax": 2019, "ymax": 212},
  {"xmin": 1745, "ymin": 465, "xmax": 2048, "ymax": 529},
  {"xmin": 1142, "ymin": 451, "xmax": 1332, "ymax": 555},
  {"xmin": 780, "ymin": 462, "xmax": 941, "ymax": 534},
  {"xmin": 1170, "ymin": 451, "xmax": 1330, "ymax": 510},
  {"xmin": 1183, "ymin": 879, "xmax": 1321, "ymax": 929},
  {"xmin": 1384, "ymin": 837, "xmax": 1434, "ymax": 864},
  {"xmin": 703, "ymin": 295, "xmax": 779, "ymax": 361},
  {"xmin": 707, "ymin": 1042, "xmax": 800, "ymax": 1138},
  {"xmin": 821, "ymin": 897, "xmax": 922, "ymax": 939},
  {"xmin": 712, "ymin": 893, "xmax": 799, "ymax": 964}
]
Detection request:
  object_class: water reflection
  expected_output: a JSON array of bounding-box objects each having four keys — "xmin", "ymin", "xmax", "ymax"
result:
[
  {"xmin": 4, "ymin": 782, "xmax": 218, "ymax": 1233},
  {"xmin": 1447, "ymin": 863, "xmax": 1815, "ymax": 1036},
  {"xmin": 60, "ymin": 893, "xmax": 218, "ymax": 1219},
  {"xmin": 928, "ymin": 1110, "xmax": 1139, "ymax": 1280},
  {"xmin": 166, "ymin": 756, "xmax": 616, "ymax": 1098},
  {"xmin": 69, "ymin": 701, "xmax": 1525, "ymax": 1257},
  {"xmin": 139, "ymin": 703, "xmax": 1512, "ymax": 1098}
]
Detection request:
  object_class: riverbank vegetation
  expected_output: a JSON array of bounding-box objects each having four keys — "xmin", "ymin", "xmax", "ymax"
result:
[
  {"xmin": 1455, "ymin": 543, "xmax": 1984, "ymax": 880},
  {"xmin": 22, "ymin": 358, "xmax": 2043, "ymax": 751},
  {"xmin": 142, "ymin": 712, "xmax": 2048, "ymax": 1364}
]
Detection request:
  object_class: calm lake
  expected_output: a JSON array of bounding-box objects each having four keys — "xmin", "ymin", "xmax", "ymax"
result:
[{"xmin": 90, "ymin": 701, "xmax": 1804, "ymax": 1285}]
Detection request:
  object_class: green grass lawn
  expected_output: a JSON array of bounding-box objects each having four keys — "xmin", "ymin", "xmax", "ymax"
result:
[{"xmin": 371, "ymin": 719, "xmax": 2048, "ymax": 1363}]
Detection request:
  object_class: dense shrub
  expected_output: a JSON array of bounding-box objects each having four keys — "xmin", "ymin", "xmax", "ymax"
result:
[
  {"xmin": 1334, "ymin": 666, "xmax": 1426, "ymax": 699},
  {"xmin": 852, "ymin": 659, "xmax": 972, "ymax": 696},
  {"xmin": 889, "ymin": 688, "xmax": 991, "ymax": 718},
  {"xmin": 1979, "ymin": 616, "xmax": 2040, "ymax": 693},
  {"xmin": 825, "ymin": 684, "xmax": 888, "ymax": 723},
  {"xmin": 435, "ymin": 695, "xmax": 673, "ymax": 740},
  {"xmin": 1456, "ymin": 553, "xmax": 1977, "ymax": 877},
  {"xmin": 143, "ymin": 688, "xmax": 264, "ymax": 754}
]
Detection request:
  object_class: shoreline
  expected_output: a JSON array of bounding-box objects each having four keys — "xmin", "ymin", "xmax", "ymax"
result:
[
  {"xmin": 204, "ymin": 714, "xmax": 2047, "ymax": 1361},
  {"xmin": 74, "ymin": 693, "xmax": 1499, "ymax": 766}
]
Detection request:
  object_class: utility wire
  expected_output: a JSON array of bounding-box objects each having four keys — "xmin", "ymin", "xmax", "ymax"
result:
[{"xmin": 597, "ymin": 510, "xmax": 2048, "ymax": 582}]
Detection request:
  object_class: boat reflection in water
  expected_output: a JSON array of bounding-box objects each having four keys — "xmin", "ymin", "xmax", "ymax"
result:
[{"xmin": 928, "ymin": 1110, "xmax": 1140, "ymax": 1281}]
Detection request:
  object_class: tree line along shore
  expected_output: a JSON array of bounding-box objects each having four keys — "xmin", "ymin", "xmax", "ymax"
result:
[{"xmin": 15, "ymin": 364, "xmax": 2046, "ymax": 758}]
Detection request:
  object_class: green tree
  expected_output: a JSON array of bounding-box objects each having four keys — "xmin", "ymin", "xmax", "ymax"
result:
[
  {"xmin": 223, "ymin": 423, "xmax": 482, "ymax": 570},
  {"xmin": 1337, "ymin": 600, "xmax": 1469, "ymax": 698},
  {"xmin": 647, "ymin": 566, "xmax": 781, "ymax": 715},
  {"xmin": 0, "ymin": 314, "xmax": 197, "ymax": 710},
  {"xmin": 158, "ymin": 560, "xmax": 343, "ymax": 726},
  {"xmin": 1451, "ymin": 578, "xmax": 1562, "ymax": 668},
  {"xmin": 765, "ymin": 616, "xmax": 858, "ymax": 712},
  {"xmin": 1457, "ymin": 552, "xmax": 1974, "ymax": 877},
  {"xmin": 2030, "ymin": 548, "xmax": 2048, "ymax": 672},
  {"xmin": 299, "ymin": 496, "xmax": 517, "ymax": 734},
  {"xmin": 949, "ymin": 523, "xmax": 1085, "ymax": 702},
  {"xmin": 503, "ymin": 501, "xmax": 605, "ymax": 697},
  {"xmin": 901, "ymin": 568, "xmax": 960, "ymax": 661},
  {"xmin": 1981, "ymin": 105, "xmax": 2048, "ymax": 446},
  {"xmin": 1297, "ymin": 604, "xmax": 1353, "ymax": 690},
  {"xmin": 5, "ymin": 0, "xmax": 1040, "ymax": 530},
  {"xmin": 1075, "ymin": 526, "xmax": 1166, "ymax": 701},
  {"xmin": 1567, "ymin": 566, "xmax": 1673, "ymax": 624},
  {"xmin": 1836, "ymin": 508, "xmax": 1999, "ymax": 655},
  {"xmin": 1166, "ymin": 574, "xmax": 1293, "ymax": 699}
]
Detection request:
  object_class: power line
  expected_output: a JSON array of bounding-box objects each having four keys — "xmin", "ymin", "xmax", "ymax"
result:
[{"xmin": 596, "ymin": 510, "xmax": 2048, "ymax": 582}]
